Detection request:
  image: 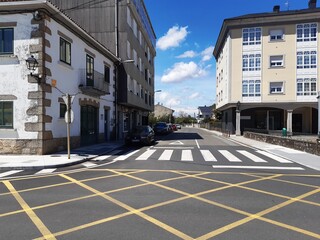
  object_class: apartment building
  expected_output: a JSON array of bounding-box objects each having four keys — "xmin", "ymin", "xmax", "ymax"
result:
[
  {"xmin": 213, "ymin": 0, "xmax": 319, "ymax": 136},
  {"xmin": 49, "ymin": 0, "xmax": 156, "ymax": 139},
  {"xmin": 0, "ymin": 1, "xmax": 119, "ymax": 154}
]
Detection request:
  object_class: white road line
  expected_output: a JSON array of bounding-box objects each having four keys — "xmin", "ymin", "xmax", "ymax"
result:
[
  {"xmin": 92, "ymin": 150, "xmax": 123, "ymax": 161},
  {"xmin": 237, "ymin": 150, "xmax": 267, "ymax": 163},
  {"xmin": 136, "ymin": 149, "xmax": 156, "ymax": 160},
  {"xmin": 92, "ymin": 155, "xmax": 111, "ymax": 161},
  {"xmin": 195, "ymin": 139, "xmax": 200, "ymax": 149},
  {"xmin": 219, "ymin": 150, "xmax": 242, "ymax": 162},
  {"xmin": 181, "ymin": 150, "xmax": 193, "ymax": 161},
  {"xmin": 0, "ymin": 170, "xmax": 23, "ymax": 178},
  {"xmin": 153, "ymin": 146, "xmax": 194, "ymax": 149},
  {"xmin": 35, "ymin": 169, "xmax": 56, "ymax": 175},
  {"xmin": 159, "ymin": 150, "xmax": 173, "ymax": 161},
  {"xmin": 114, "ymin": 150, "xmax": 140, "ymax": 161},
  {"xmin": 200, "ymin": 150, "xmax": 217, "ymax": 162},
  {"xmin": 82, "ymin": 162, "xmax": 98, "ymax": 168},
  {"xmin": 256, "ymin": 150, "xmax": 292, "ymax": 163},
  {"xmin": 212, "ymin": 165, "xmax": 304, "ymax": 170}
]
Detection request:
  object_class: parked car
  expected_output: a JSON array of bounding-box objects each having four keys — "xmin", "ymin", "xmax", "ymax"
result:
[
  {"xmin": 153, "ymin": 122, "xmax": 170, "ymax": 135},
  {"xmin": 176, "ymin": 124, "xmax": 181, "ymax": 129},
  {"xmin": 125, "ymin": 125, "xmax": 155, "ymax": 145}
]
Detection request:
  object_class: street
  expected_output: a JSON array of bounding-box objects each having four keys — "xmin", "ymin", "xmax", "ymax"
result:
[{"xmin": 0, "ymin": 127, "xmax": 319, "ymax": 239}]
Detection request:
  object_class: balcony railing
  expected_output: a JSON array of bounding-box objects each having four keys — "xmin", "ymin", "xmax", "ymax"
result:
[{"xmin": 78, "ymin": 69, "xmax": 110, "ymax": 97}]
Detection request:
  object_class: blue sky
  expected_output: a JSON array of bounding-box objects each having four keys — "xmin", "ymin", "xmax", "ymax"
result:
[{"xmin": 144, "ymin": 0, "xmax": 311, "ymax": 116}]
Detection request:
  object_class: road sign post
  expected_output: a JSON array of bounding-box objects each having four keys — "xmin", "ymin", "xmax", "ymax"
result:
[{"xmin": 63, "ymin": 94, "xmax": 74, "ymax": 159}]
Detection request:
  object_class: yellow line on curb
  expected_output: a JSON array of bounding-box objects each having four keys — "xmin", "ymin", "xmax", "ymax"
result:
[{"xmin": 3, "ymin": 181, "xmax": 55, "ymax": 240}]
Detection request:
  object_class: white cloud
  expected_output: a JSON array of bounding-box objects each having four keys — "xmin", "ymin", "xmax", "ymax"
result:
[
  {"xmin": 201, "ymin": 46, "xmax": 214, "ymax": 62},
  {"xmin": 189, "ymin": 92, "xmax": 200, "ymax": 100},
  {"xmin": 176, "ymin": 50, "xmax": 197, "ymax": 59},
  {"xmin": 161, "ymin": 61, "xmax": 207, "ymax": 83},
  {"xmin": 157, "ymin": 26, "xmax": 189, "ymax": 51}
]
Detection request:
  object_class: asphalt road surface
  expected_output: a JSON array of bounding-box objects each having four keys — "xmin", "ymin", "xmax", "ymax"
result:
[{"xmin": 0, "ymin": 127, "xmax": 319, "ymax": 239}]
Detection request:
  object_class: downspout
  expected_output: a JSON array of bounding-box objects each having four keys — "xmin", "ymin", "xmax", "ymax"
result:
[{"xmin": 114, "ymin": 0, "xmax": 119, "ymax": 140}]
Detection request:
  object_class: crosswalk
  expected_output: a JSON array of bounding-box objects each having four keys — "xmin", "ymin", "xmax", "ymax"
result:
[
  {"xmin": 91, "ymin": 148, "xmax": 294, "ymax": 164},
  {"xmin": 0, "ymin": 148, "xmax": 305, "ymax": 179}
]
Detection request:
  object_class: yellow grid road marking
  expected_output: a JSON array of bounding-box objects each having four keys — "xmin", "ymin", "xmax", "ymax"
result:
[
  {"xmin": 3, "ymin": 181, "xmax": 56, "ymax": 240},
  {"xmin": 59, "ymin": 174, "xmax": 194, "ymax": 240}
]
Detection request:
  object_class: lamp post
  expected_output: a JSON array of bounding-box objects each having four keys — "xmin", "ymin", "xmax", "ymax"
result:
[
  {"xmin": 236, "ymin": 101, "xmax": 241, "ymax": 136},
  {"xmin": 26, "ymin": 55, "xmax": 41, "ymax": 82}
]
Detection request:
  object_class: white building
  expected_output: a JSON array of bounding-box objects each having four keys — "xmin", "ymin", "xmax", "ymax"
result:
[{"xmin": 0, "ymin": 1, "xmax": 119, "ymax": 154}]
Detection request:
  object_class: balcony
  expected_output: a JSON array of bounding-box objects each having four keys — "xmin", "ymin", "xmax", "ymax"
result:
[{"xmin": 78, "ymin": 69, "xmax": 110, "ymax": 97}]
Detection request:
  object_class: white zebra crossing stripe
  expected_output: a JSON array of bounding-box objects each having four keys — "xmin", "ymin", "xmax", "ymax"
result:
[
  {"xmin": 35, "ymin": 169, "xmax": 56, "ymax": 175},
  {"xmin": 219, "ymin": 150, "xmax": 242, "ymax": 162},
  {"xmin": 181, "ymin": 150, "xmax": 193, "ymax": 161},
  {"xmin": 159, "ymin": 150, "xmax": 173, "ymax": 161},
  {"xmin": 82, "ymin": 162, "xmax": 97, "ymax": 168},
  {"xmin": 212, "ymin": 165, "xmax": 304, "ymax": 170},
  {"xmin": 114, "ymin": 150, "xmax": 140, "ymax": 161},
  {"xmin": 256, "ymin": 150, "xmax": 292, "ymax": 163},
  {"xmin": 0, "ymin": 170, "xmax": 23, "ymax": 178},
  {"xmin": 92, "ymin": 150, "xmax": 123, "ymax": 161},
  {"xmin": 136, "ymin": 149, "xmax": 156, "ymax": 160},
  {"xmin": 237, "ymin": 150, "xmax": 267, "ymax": 163},
  {"xmin": 200, "ymin": 150, "xmax": 217, "ymax": 162}
]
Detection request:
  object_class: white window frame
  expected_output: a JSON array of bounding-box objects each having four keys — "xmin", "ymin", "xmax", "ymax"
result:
[
  {"xmin": 270, "ymin": 82, "xmax": 284, "ymax": 94},
  {"xmin": 297, "ymin": 51, "xmax": 317, "ymax": 69},
  {"xmin": 270, "ymin": 55, "xmax": 284, "ymax": 67},
  {"xmin": 242, "ymin": 27, "xmax": 261, "ymax": 46},
  {"xmin": 242, "ymin": 54, "xmax": 261, "ymax": 71},
  {"xmin": 297, "ymin": 78, "xmax": 317, "ymax": 96},
  {"xmin": 297, "ymin": 23, "xmax": 317, "ymax": 42},
  {"xmin": 242, "ymin": 80, "xmax": 261, "ymax": 97},
  {"xmin": 270, "ymin": 29, "xmax": 284, "ymax": 41}
]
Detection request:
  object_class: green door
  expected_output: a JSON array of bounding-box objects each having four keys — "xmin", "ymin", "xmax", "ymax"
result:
[{"xmin": 81, "ymin": 105, "xmax": 98, "ymax": 146}]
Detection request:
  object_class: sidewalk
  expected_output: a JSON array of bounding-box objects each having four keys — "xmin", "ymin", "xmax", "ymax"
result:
[{"xmin": 0, "ymin": 141, "xmax": 124, "ymax": 170}]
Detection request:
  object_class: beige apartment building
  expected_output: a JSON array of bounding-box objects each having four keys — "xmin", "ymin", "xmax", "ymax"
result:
[{"xmin": 213, "ymin": 0, "xmax": 320, "ymax": 136}]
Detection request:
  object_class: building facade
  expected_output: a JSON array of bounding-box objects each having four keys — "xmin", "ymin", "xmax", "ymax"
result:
[
  {"xmin": 48, "ymin": 0, "xmax": 156, "ymax": 139},
  {"xmin": 213, "ymin": 0, "xmax": 320, "ymax": 136},
  {"xmin": 0, "ymin": 1, "xmax": 119, "ymax": 154}
]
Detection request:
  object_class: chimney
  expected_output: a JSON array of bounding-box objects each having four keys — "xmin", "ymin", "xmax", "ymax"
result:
[
  {"xmin": 309, "ymin": 0, "xmax": 317, "ymax": 9},
  {"xmin": 273, "ymin": 5, "xmax": 280, "ymax": 12}
]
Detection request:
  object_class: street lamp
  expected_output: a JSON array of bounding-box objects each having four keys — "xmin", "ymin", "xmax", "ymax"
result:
[{"xmin": 26, "ymin": 55, "xmax": 41, "ymax": 82}]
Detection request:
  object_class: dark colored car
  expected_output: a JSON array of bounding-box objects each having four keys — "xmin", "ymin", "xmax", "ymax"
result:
[
  {"xmin": 125, "ymin": 125, "xmax": 155, "ymax": 145},
  {"xmin": 172, "ymin": 124, "xmax": 177, "ymax": 131},
  {"xmin": 153, "ymin": 122, "xmax": 169, "ymax": 135}
]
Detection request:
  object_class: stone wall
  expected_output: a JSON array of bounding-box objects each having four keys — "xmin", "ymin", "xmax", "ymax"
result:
[
  {"xmin": 0, "ymin": 136, "xmax": 81, "ymax": 155},
  {"xmin": 243, "ymin": 132, "xmax": 320, "ymax": 156}
]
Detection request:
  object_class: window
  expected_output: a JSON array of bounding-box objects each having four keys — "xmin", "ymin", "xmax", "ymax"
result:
[
  {"xmin": 86, "ymin": 54, "xmax": 94, "ymax": 86},
  {"xmin": 297, "ymin": 51, "xmax": 317, "ymax": 69},
  {"xmin": 297, "ymin": 78, "xmax": 317, "ymax": 96},
  {"xmin": 60, "ymin": 38, "xmax": 71, "ymax": 65},
  {"xmin": 270, "ymin": 29, "xmax": 284, "ymax": 41},
  {"xmin": 0, "ymin": 28, "xmax": 13, "ymax": 54},
  {"xmin": 242, "ymin": 54, "xmax": 261, "ymax": 71},
  {"xmin": 270, "ymin": 55, "xmax": 284, "ymax": 67},
  {"xmin": 270, "ymin": 82, "xmax": 284, "ymax": 94},
  {"xmin": 104, "ymin": 65, "xmax": 110, "ymax": 83},
  {"xmin": 0, "ymin": 101, "xmax": 13, "ymax": 129},
  {"xmin": 243, "ymin": 27, "xmax": 261, "ymax": 45},
  {"xmin": 59, "ymin": 103, "xmax": 67, "ymax": 118},
  {"xmin": 242, "ymin": 80, "xmax": 261, "ymax": 97},
  {"xmin": 297, "ymin": 23, "xmax": 317, "ymax": 42}
]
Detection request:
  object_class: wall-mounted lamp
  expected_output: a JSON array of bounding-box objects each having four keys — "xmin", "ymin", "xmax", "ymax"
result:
[
  {"xmin": 236, "ymin": 101, "xmax": 241, "ymax": 111},
  {"xmin": 26, "ymin": 55, "xmax": 41, "ymax": 82}
]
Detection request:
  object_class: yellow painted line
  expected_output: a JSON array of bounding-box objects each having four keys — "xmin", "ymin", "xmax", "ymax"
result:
[
  {"xmin": 3, "ymin": 181, "xmax": 56, "ymax": 240},
  {"xmin": 186, "ymin": 173, "xmax": 320, "ymax": 207},
  {"xmin": 196, "ymin": 188, "xmax": 320, "ymax": 240},
  {"xmin": 60, "ymin": 174, "xmax": 194, "ymax": 240}
]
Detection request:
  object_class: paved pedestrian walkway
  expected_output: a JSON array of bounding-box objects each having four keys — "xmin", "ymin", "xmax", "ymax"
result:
[{"xmin": 0, "ymin": 141, "xmax": 124, "ymax": 170}]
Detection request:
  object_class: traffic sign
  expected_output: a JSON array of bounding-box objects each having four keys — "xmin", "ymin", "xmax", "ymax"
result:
[{"xmin": 65, "ymin": 110, "xmax": 74, "ymax": 123}]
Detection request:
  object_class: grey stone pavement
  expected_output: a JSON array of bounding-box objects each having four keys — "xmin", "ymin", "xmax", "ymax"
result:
[{"xmin": 0, "ymin": 128, "xmax": 320, "ymax": 171}]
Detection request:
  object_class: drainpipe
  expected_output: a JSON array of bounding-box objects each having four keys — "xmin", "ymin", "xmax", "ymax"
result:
[{"xmin": 114, "ymin": 0, "xmax": 119, "ymax": 140}]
